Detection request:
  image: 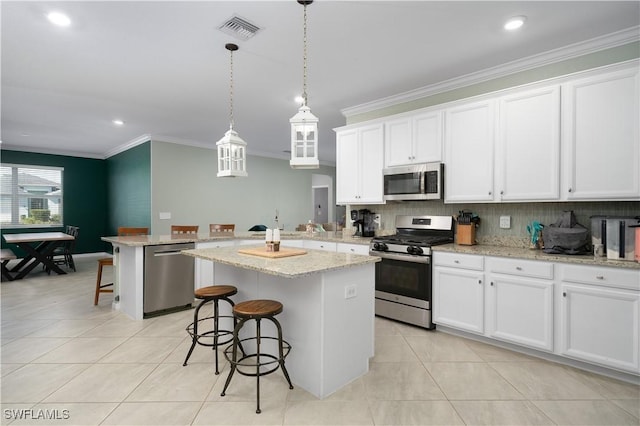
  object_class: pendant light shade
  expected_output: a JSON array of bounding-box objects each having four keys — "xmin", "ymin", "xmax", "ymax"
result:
[
  {"xmin": 217, "ymin": 43, "xmax": 247, "ymax": 177},
  {"xmin": 290, "ymin": 0, "xmax": 319, "ymax": 169}
]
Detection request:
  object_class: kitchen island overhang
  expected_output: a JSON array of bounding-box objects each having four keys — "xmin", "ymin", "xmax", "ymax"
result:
[{"xmin": 182, "ymin": 245, "xmax": 380, "ymax": 399}]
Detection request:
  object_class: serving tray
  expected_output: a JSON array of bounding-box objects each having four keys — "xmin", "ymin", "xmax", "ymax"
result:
[{"xmin": 237, "ymin": 246, "xmax": 308, "ymax": 259}]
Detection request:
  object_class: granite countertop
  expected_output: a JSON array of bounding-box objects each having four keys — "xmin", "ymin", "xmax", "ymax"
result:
[
  {"xmin": 101, "ymin": 231, "xmax": 373, "ymax": 247},
  {"xmin": 181, "ymin": 245, "xmax": 380, "ymax": 278},
  {"xmin": 433, "ymin": 243, "xmax": 640, "ymax": 270},
  {"xmin": 101, "ymin": 232, "xmax": 639, "ymax": 270}
]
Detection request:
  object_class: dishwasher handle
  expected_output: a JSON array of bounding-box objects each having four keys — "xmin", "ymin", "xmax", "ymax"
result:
[{"xmin": 153, "ymin": 250, "xmax": 185, "ymax": 257}]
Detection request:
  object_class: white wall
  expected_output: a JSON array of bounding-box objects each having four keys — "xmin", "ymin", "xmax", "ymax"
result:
[{"xmin": 150, "ymin": 141, "xmax": 336, "ymax": 234}]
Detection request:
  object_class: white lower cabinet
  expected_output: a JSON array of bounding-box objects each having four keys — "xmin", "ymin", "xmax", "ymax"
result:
[
  {"xmin": 337, "ymin": 243, "xmax": 370, "ymax": 255},
  {"xmin": 486, "ymin": 257, "xmax": 554, "ymax": 352},
  {"xmin": 433, "ymin": 252, "xmax": 485, "ymax": 334},
  {"xmin": 558, "ymin": 264, "xmax": 640, "ymax": 373},
  {"xmin": 303, "ymin": 240, "xmax": 337, "ymax": 251}
]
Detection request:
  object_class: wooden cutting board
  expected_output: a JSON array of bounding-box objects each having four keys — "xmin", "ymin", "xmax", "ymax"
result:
[{"xmin": 237, "ymin": 246, "xmax": 308, "ymax": 259}]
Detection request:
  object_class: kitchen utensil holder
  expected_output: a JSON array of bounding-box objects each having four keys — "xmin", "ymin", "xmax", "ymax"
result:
[
  {"xmin": 457, "ymin": 224, "xmax": 476, "ymax": 246},
  {"xmin": 266, "ymin": 242, "xmax": 280, "ymax": 252}
]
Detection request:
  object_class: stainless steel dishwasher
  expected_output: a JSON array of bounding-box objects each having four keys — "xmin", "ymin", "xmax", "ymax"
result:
[{"xmin": 144, "ymin": 243, "xmax": 195, "ymax": 317}]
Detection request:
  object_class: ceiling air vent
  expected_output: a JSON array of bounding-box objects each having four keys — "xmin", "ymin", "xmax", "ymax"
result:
[{"xmin": 218, "ymin": 15, "xmax": 261, "ymax": 41}]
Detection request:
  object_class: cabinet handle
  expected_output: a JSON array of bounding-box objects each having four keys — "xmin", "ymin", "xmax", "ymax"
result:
[
  {"xmin": 500, "ymin": 190, "xmax": 504, "ymax": 195},
  {"xmin": 563, "ymin": 292, "xmax": 567, "ymax": 297},
  {"xmin": 596, "ymin": 275, "xmax": 604, "ymax": 280},
  {"xmin": 478, "ymin": 280, "xmax": 482, "ymax": 284},
  {"xmin": 488, "ymin": 191, "xmax": 492, "ymax": 196},
  {"xmin": 516, "ymin": 266, "xmax": 522, "ymax": 271},
  {"xmin": 568, "ymin": 188, "xmax": 572, "ymax": 193},
  {"xmin": 454, "ymin": 260, "xmax": 460, "ymax": 264},
  {"xmin": 490, "ymin": 281, "xmax": 494, "ymax": 286}
]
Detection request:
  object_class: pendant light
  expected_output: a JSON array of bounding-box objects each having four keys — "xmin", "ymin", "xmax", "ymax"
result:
[
  {"xmin": 217, "ymin": 43, "xmax": 247, "ymax": 177},
  {"xmin": 290, "ymin": 0, "xmax": 319, "ymax": 169}
]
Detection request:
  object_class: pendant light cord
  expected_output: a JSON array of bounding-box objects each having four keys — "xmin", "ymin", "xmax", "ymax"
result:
[
  {"xmin": 229, "ymin": 48, "xmax": 234, "ymax": 129},
  {"xmin": 302, "ymin": 2, "xmax": 308, "ymax": 106}
]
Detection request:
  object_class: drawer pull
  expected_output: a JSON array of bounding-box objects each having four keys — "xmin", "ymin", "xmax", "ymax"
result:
[
  {"xmin": 516, "ymin": 266, "xmax": 523, "ymax": 271},
  {"xmin": 454, "ymin": 260, "xmax": 460, "ymax": 264},
  {"xmin": 596, "ymin": 275, "xmax": 605, "ymax": 280}
]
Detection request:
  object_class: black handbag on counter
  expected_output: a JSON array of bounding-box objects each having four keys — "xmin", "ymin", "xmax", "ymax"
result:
[{"xmin": 543, "ymin": 211, "xmax": 590, "ymax": 255}]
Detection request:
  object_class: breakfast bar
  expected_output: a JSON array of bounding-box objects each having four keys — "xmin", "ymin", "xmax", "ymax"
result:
[
  {"xmin": 182, "ymin": 245, "xmax": 379, "ymax": 399},
  {"xmin": 100, "ymin": 234, "xmax": 380, "ymax": 398}
]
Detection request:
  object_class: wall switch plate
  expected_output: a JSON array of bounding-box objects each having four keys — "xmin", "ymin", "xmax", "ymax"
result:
[
  {"xmin": 499, "ymin": 215, "xmax": 511, "ymax": 229},
  {"xmin": 345, "ymin": 284, "xmax": 357, "ymax": 299},
  {"xmin": 159, "ymin": 212, "xmax": 171, "ymax": 220}
]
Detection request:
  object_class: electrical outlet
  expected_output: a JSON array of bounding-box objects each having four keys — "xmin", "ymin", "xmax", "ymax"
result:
[
  {"xmin": 373, "ymin": 214, "xmax": 381, "ymax": 225},
  {"xmin": 159, "ymin": 212, "xmax": 171, "ymax": 220},
  {"xmin": 344, "ymin": 285, "xmax": 357, "ymax": 299},
  {"xmin": 499, "ymin": 215, "xmax": 511, "ymax": 229}
]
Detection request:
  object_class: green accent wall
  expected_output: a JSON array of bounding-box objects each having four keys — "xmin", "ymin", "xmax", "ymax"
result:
[
  {"xmin": 0, "ymin": 150, "xmax": 108, "ymax": 255},
  {"xmin": 106, "ymin": 142, "xmax": 151, "ymax": 238}
]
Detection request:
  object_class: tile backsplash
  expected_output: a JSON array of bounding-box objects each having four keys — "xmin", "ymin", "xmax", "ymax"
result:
[{"xmin": 346, "ymin": 200, "xmax": 639, "ymax": 247}]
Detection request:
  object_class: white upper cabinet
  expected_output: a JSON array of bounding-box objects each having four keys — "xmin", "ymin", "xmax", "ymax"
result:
[
  {"xmin": 336, "ymin": 123, "xmax": 385, "ymax": 205},
  {"xmin": 562, "ymin": 65, "xmax": 640, "ymax": 200},
  {"xmin": 384, "ymin": 111, "xmax": 442, "ymax": 167},
  {"xmin": 445, "ymin": 99, "xmax": 496, "ymax": 202},
  {"xmin": 497, "ymin": 85, "xmax": 561, "ymax": 201}
]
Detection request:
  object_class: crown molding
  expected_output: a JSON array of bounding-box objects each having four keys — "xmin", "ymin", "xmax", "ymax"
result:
[
  {"xmin": 341, "ymin": 26, "xmax": 640, "ymax": 118},
  {"xmin": 0, "ymin": 144, "xmax": 105, "ymax": 159}
]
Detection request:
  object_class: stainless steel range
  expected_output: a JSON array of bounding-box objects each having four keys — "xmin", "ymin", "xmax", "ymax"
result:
[{"xmin": 369, "ymin": 215, "xmax": 454, "ymax": 329}]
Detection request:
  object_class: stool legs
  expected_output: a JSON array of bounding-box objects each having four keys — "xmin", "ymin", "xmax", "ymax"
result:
[
  {"xmin": 183, "ymin": 296, "xmax": 236, "ymax": 374},
  {"xmin": 272, "ymin": 316, "xmax": 294, "ymax": 390},
  {"xmin": 221, "ymin": 316, "xmax": 293, "ymax": 414}
]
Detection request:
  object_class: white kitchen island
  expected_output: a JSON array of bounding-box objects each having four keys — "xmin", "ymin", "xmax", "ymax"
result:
[{"xmin": 181, "ymin": 245, "xmax": 380, "ymax": 399}]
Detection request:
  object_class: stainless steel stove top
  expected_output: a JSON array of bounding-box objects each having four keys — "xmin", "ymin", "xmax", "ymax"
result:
[{"xmin": 370, "ymin": 215, "xmax": 454, "ymax": 257}]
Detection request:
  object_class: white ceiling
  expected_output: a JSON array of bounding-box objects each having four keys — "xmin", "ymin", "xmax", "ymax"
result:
[{"xmin": 2, "ymin": 1, "xmax": 639, "ymax": 164}]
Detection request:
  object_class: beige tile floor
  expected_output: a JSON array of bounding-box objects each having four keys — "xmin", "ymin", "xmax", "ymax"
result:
[{"xmin": 1, "ymin": 254, "xmax": 639, "ymax": 425}]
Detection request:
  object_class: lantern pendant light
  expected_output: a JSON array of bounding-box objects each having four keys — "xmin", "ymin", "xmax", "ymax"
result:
[
  {"xmin": 290, "ymin": 0, "xmax": 319, "ymax": 169},
  {"xmin": 217, "ymin": 43, "xmax": 247, "ymax": 177}
]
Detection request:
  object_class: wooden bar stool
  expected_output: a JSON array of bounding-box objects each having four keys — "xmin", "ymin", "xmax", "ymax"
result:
[
  {"xmin": 183, "ymin": 285, "xmax": 239, "ymax": 374},
  {"xmin": 171, "ymin": 225, "xmax": 199, "ymax": 234},
  {"xmin": 221, "ymin": 299, "xmax": 293, "ymax": 414},
  {"xmin": 95, "ymin": 227, "xmax": 148, "ymax": 305},
  {"xmin": 209, "ymin": 224, "xmax": 235, "ymax": 233}
]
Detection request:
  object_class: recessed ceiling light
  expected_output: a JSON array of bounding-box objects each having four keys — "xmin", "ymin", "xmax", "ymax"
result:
[
  {"xmin": 112, "ymin": 119, "xmax": 125, "ymax": 126},
  {"xmin": 47, "ymin": 12, "xmax": 71, "ymax": 27},
  {"xmin": 504, "ymin": 16, "xmax": 526, "ymax": 31}
]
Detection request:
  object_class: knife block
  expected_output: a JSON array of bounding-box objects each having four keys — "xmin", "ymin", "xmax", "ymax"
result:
[{"xmin": 456, "ymin": 224, "xmax": 476, "ymax": 246}]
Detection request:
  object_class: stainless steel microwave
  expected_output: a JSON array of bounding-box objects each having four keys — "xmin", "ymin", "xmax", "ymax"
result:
[{"xmin": 383, "ymin": 163, "xmax": 444, "ymax": 201}]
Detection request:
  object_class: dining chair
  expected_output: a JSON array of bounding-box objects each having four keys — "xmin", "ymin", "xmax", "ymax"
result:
[
  {"xmin": 171, "ymin": 225, "xmax": 199, "ymax": 234},
  {"xmin": 95, "ymin": 227, "xmax": 149, "ymax": 305},
  {"xmin": 47, "ymin": 225, "xmax": 80, "ymax": 273},
  {"xmin": 209, "ymin": 224, "xmax": 235, "ymax": 233}
]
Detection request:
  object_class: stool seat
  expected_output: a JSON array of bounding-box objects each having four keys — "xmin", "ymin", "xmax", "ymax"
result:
[
  {"xmin": 195, "ymin": 285, "xmax": 237, "ymax": 299},
  {"xmin": 97, "ymin": 257, "xmax": 113, "ymax": 266},
  {"xmin": 233, "ymin": 300, "xmax": 283, "ymax": 318}
]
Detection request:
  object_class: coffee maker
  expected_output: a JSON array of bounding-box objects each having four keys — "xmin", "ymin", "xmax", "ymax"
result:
[{"xmin": 351, "ymin": 209, "xmax": 376, "ymax": 237}]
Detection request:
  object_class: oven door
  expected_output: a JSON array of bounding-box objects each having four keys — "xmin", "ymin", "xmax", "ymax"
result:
[{"xmin": 374, "ymin": 255, "xmax": 431, "ymax": 304}]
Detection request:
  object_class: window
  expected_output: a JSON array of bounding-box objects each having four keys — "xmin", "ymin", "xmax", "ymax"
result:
[{"xmin": 0, "ymin": 163, "xmax": 63, "ymax": 228}]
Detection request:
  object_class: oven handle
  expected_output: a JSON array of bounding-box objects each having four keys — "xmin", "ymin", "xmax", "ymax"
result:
[{"xmin": 369, "ymin": 252, "xmax": 431, "ymax": 264}]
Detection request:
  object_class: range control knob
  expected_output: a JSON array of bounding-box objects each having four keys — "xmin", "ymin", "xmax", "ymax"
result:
[
  {"xmin": 407, "ymin": 246, "xmax": 423, "ymax": 255},
  {"xmin": 373, "ymin": 242, "xmax": 388, "ymax": 251}
]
